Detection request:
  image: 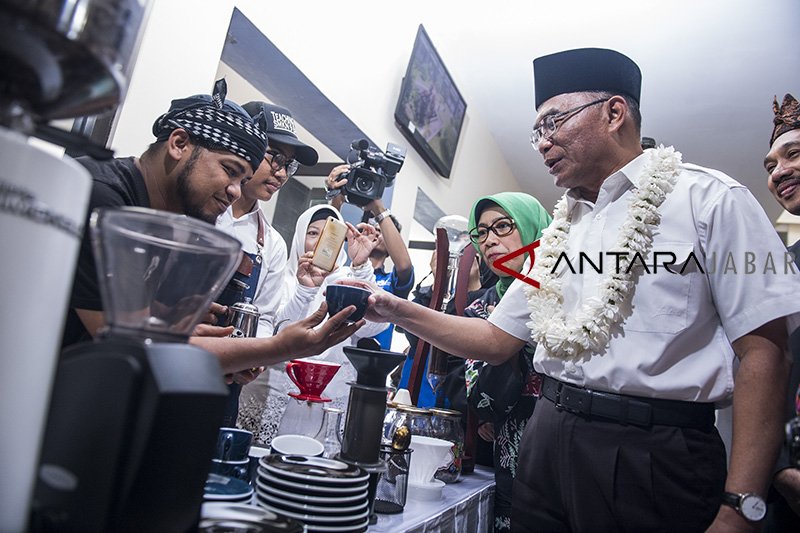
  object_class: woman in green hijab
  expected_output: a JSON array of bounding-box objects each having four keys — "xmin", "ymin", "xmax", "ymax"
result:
[{"xmin": 463, "ymin": 192, "xmax": 551, "ymax": 532}]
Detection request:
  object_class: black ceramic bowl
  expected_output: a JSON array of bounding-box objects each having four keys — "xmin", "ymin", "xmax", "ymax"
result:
[{"xmin": 325, "ymin": 284, "xmax": 371, "ymax": 322}]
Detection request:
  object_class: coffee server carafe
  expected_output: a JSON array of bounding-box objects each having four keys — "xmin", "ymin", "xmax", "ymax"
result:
[{"xmin": 33, "ymin": 207, "xmax": 241, "ymax": 532}]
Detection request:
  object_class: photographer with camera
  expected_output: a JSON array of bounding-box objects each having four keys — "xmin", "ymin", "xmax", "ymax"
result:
[{"xmin": 325, "ymin": 141, "xmax": 415, "ymax": 349}]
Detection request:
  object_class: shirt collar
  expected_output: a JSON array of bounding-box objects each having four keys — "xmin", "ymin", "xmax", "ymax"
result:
[
  {"xmin": 223, "ymin": 202, "xmax": 269, "ymax": 226},
  {"xmin": 564, "ymin": 150, "xmax": 649, "ymax": 213}
]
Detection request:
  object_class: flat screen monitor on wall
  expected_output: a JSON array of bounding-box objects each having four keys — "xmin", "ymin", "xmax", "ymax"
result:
[{"xmin": 394, "ymin": 25, "xmax": 467, "ymax": 179}]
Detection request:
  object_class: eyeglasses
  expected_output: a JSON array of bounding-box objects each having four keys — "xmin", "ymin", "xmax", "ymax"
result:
[
  {"xmin": 266, "ymin": 149, "xmax": 299, "ymax": 177},
  {"xmin": 530, "ymin": 98, "xmax": 609, "ymax": 150},
  {"xmin": 468, "ymin": 217, "xmax": 516, "ymax": 244}
]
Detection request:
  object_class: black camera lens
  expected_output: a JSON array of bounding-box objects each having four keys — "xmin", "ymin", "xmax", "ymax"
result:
[{"xmin": 354, "ymin": 175, "xmax": 375, "ymax": 194}]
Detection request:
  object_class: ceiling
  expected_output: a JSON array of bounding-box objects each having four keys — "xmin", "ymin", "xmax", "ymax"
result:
[{"xmin": 358, "ymin": 0, "xmax": 800, "ymax": 223}]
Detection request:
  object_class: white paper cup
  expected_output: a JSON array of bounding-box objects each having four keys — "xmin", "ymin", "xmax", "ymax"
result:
[{"xmin": 392, "ymin": 388, "xmax": 412, "ymax": 406}]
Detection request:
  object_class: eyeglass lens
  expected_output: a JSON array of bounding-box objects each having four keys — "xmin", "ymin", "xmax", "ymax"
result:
[
  {"xmin": 530, "ymin": 98, "xmax": 608, "ymax": 149},
  {"xmin": 470, "ymin": 218, "xmax": 515, "ymax": 243},
  {"xmin": 267, "ymin": 150, "xmax": 299, "ymax": 176}
]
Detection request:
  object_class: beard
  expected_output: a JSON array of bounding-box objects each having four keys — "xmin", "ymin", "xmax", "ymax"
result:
[{"xmin": 175, "ymin": 147, "xmax": 215, "ymax": 224}]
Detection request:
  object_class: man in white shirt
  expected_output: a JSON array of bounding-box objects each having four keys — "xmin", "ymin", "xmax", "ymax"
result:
[
  {"xmin": 216, "ymin": 101, "xmax": 322, "ymax": 425},
  {"xmin": 353, "ymin": 48, "xmax": 800, "ymax": 532},
  {"xmin": 217, "ymin": 101, "xmax": 322, "ymax": 337}
]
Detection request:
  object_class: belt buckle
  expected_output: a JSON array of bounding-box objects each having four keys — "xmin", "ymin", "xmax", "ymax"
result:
[{"xmin": 554, "ymin": 383, "xmax": 580, "ymax": 415}]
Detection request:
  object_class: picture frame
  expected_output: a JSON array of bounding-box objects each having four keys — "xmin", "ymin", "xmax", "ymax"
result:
[{"xmin": 394, "ymin": 25, "xmax": 467, "ymax": 179}]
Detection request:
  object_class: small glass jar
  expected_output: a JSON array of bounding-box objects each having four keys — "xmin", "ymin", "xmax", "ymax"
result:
[
  {"xmin": 397, "ymin": 405, "xmax": 433, "ymax": 437},
  {"xmin": 429, "ymin": 408, "xmax": 464, "ymax": 483},
  {"xmin": 385, "ymin": 405, "xmax": 432, "ymax": 452},
  {"xmin": 382, "ymin": 401, "xmax": 399, "ymax": 446}
]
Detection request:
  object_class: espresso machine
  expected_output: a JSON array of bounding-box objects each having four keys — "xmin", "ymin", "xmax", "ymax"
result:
[
  {"xmin": 33, "ymin": 207, "xmax": 242, "ymax": 531},
  {"xmin": 0, "ymin": 2, "xmax": 146, "ymax": 531}
]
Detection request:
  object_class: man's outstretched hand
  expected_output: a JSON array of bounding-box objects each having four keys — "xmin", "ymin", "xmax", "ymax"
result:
[{"xmin": 276, "ymin": 301, "xmax": 365, "ymax": 358}]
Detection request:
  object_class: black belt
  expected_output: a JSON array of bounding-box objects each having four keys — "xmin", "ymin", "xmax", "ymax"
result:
[{"xmin": 541, "ymin": 376, "xmax": 715, "ymax": 431}]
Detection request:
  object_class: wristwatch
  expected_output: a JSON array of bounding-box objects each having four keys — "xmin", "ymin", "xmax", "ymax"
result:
[
  {"xmin": 374, "ymin": 209, "xmax": 391, "ymax": 224},
  {"xmin": 721, "ymin": 491, "xmax": 766, "ymax": 522}
]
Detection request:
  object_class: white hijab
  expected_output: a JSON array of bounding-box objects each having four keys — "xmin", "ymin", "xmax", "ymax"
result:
[
  {"xmin": 283, "ymin": 204, "xmax": 385, "ymax": 399},
  {"xmin": 285, "ymin": 204, "xmax": 348, "ymax": 294}
]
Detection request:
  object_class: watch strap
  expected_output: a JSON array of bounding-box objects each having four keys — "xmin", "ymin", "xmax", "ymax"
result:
[
  {"xmin": 374, "ymin": 209, "xmax": 391, "ymax": 224},
  {"xmin": 721, "ymin": 491, "xmax": 741, "ymax": 509},
  {"xmin": 721, "ymin": 491, "xmax": 766, "ymax": 522}
]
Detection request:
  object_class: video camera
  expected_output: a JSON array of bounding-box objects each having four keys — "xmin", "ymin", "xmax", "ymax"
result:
[{"xmin": 339, "ymin": 139, "xmax": 406, "ymax": 207}]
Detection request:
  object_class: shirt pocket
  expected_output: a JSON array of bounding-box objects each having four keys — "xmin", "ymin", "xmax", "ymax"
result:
[{"xmin": 623, "ymin": 242, "xmax": 696, "ymax": 334}]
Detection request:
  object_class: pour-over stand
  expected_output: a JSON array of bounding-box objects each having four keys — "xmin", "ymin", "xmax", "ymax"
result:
[{"xmin": 277, "ymin": 360, "xmax": 340, "ymax": 438}]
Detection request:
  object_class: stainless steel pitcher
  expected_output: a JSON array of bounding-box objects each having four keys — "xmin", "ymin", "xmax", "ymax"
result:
[{"xmin": 228, "ymin": 297, "xmax": 259, "ymax": 338}]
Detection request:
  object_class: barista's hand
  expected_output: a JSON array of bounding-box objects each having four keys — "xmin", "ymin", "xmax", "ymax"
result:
[
  {"xmin": 225, "ymin": 366, "xmax": 264, "ymax": 385},
  {"xmin": 296, "ymin": 251, "xmax": 330, "ymax": 288},
  {"xmin": 194, "ymin": 324, "xmax": 235, "ymax": 337},
  {"xmin": 276, "ymin": 302, "xmax": 365, "ymax": 358},
  {"xmin": 334, "ymin": 279, "xmax": 396, "ymax": 324},
  {"xmin": 346, "ymin": 222, "xmax": 377, "ymax": 266},
  {"xmin": 204, "ymin": 302, "xmax": 228, "ymax": 325}
]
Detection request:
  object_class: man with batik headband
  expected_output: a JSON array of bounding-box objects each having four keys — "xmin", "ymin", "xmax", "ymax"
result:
[
  {"xmin": 63, "ymin": 80, "xmax": 363, "ymax": 381},
  {"xmin": 347, "ymin": 48, "xmax": 800, "ymax": 532},
  {"xmin": 764, "ymin": 93, "xmax": 800, "ymax": 527}
]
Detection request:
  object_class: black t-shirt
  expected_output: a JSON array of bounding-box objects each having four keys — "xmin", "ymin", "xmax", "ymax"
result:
[{"xmin": 61, "ymin": 157, "xmax": 150, "ymax": 348}]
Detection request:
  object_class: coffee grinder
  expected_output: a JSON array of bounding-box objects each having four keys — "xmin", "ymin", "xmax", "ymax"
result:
[
  {"xmin": 0, "ymin": 1, "xmax": 146, "ymax": 530},
  {"xmin": 33, "ymin": 207, "xmax": 242, "ymax": 532}
]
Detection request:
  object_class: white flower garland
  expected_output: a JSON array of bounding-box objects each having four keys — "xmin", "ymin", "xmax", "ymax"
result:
[{"xmin": 524, "ymin": 146, "xmax": 682, "ymax": 359}]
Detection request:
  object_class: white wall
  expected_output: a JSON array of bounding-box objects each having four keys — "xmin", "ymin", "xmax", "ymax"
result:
[
  {"xmin": 111, "ymin": 0, "xmax": 522, "ymax": 237},
  {"xmin": 776, "ymin": 210, "xmax": 800, "ymax": 246}
]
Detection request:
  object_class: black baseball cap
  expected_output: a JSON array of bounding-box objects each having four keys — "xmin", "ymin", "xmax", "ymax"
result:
[{"xmin": 242, "ymin": 101, "xmax": 319, "ymax": 166}]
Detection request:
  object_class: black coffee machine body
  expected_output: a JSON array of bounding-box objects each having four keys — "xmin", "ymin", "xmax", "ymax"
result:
[
  {"xmin": 34, "ymin": 338, "xmax": 228, "ymax": 532},
  {"xmin": 32, "ymin": 207, "xmax": 243, "ymax": 531}
]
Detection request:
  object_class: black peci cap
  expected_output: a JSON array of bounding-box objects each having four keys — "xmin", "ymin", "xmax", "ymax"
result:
[{"xmin": 533, "ymin": 48, "xmax": 642, "ymax": 109}]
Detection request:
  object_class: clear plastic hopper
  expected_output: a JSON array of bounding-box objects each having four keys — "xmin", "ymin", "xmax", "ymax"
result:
[{"xmin": 90, "ymin": 207, "xmax": 242, "ymax": 342}]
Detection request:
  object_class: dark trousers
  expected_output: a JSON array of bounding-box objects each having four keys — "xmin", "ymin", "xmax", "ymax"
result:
[
  {"xmin": 511, "ymin": 399, "xmax": 726, "ymax": 532},
  {"xmin": 221, "ymin": 383, "xmax": 242, "ymax": 428}
]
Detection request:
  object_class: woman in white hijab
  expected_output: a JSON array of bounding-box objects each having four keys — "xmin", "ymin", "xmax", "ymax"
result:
[{"xmin": 241, "ymin": 204, "xmax": 387, "ymax": 445}]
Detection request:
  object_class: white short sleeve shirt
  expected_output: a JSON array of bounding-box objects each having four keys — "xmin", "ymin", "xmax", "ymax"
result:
[{"xmin": 489, "ymin": 151, "xmax": 800, "ymax": 402}]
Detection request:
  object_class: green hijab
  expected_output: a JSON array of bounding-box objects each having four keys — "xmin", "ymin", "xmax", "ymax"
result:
[{"xmin": 468, "ymin": 192, "xmax": 552, "ymax": 299}]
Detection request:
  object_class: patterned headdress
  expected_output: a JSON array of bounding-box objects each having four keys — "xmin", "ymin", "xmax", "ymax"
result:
[
  {"xmin": 771, "ymin": 93, "xmax": 800, "ymax": 146},
  {"xmin": 152, "ymin": 79, "xmax": 267, "ymax": 171}
]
